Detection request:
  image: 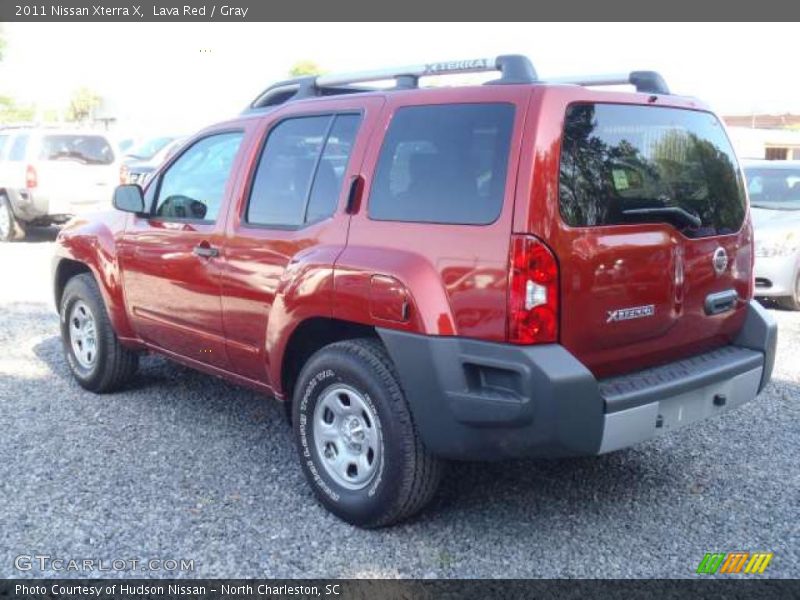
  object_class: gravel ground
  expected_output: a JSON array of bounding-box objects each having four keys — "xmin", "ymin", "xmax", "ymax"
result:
[{"xmin": 0, "ymin": 230, "xmax": 798, "ymax": 579}]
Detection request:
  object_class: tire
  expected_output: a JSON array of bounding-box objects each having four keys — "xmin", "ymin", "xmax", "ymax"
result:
[
  {"xmin": 292, "ymin": 338, "xmax": 443, "ymax": 527},
  {"xmin": 0, "ymin": 194, "xmax": 25, "ymax": 242},
  {"xmin": 60, "ymin": 273, "xmax": 139, "ymax": 393},
  {"xmin": 776, "ymin": 271, "xmax": 800, "ymax": 311}
]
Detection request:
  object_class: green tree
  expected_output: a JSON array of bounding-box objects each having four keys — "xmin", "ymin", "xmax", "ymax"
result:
[
  {"xmin": 0, "ymin": 96, "xmax": 35, "ymax": 123},
  {"xmin": 288, "ymin": 60, "xmax": 323, "ymax": 77},
  {"xmin": 66, "ymin": 87, "xmax": 102, "ymax": 122}
]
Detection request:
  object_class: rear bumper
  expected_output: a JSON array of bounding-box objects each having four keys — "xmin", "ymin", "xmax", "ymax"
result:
[
  {"xmin": 5, "ymin": 188, "xmax": 106, "ymax": 223},
  {"xmin": 4, "ymin": 188, "xmax": 49, "ymax": 222},
  {"xmin": 377, "ymin": 300, "xmax": 777, "ymax": 460}
]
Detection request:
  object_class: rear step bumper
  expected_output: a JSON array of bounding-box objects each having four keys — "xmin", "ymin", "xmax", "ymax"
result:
[{"xmin": 377, "ymin": 300, "xmax": 777, "ymax": 460}]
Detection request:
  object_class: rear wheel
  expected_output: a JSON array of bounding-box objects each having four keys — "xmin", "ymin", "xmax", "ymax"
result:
[
  {"xmin": 60, "ymin": 273, "xmax": 139, "ymax": 392},
  {"xmin": 0, "ymin": 195, "xmax": 25, "ymax": 242},
  {"xmin": 777, "ymin": 271, "xmax": 800, "ymax": 311},
  {"xmin": 292, "ymin": 338, "xmax": 443, "ymax": 527}
]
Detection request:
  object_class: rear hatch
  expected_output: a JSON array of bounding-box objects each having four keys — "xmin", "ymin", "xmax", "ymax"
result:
[
  {"xmin": 553, "ymin": 102, "xmax": 751, "ymax": 377},
  {"xmin": 34, "ymin": 133, "xmax": 118, "ymax": 213}
]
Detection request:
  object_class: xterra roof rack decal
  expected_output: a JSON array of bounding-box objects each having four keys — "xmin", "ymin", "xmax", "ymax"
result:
[{"xmin": 246, "ymin": 55, "xmax": 670, "ymax": 111}]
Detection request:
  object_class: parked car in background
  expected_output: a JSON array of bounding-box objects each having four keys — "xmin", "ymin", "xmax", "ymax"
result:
[
  {"xmin": 0, "ymin": 127, "xmax": 119, "ymax": 241},
  {"xmin": 120, "ymin": 137, "xmax": 186, "ymax": 186},
  {"xmin": 117, "ymin": 138, "xmax": 136, "ymax": 155},
  {"xmin": 119, "ymin": 135, "xmax": 180, "ymax": 184},
  {"xmin": 743, "ymin": 160, "xmax": 800, "ymax": 310}
]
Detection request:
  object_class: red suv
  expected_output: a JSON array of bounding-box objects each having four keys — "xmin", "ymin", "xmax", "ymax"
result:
[{"xmin": 53, "ymin": 56, "xmax": 777, "ymax": 527}]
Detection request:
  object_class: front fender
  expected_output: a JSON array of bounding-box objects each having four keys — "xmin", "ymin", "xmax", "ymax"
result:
[{"xmin": 53, "ymin": 212, "xmax": 136, "ymax": 340}]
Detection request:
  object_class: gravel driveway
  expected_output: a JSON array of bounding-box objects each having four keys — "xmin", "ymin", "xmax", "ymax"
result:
[{"xmin": 1, "ymin": 231, "xmax": 798, "ymax": 579}]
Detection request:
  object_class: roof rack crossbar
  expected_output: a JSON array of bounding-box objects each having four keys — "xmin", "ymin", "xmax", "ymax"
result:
[
  {"xmin": 248, "ymin": 55, "xmax": 538, "ymax": 109},
  {"xmin": 246, "ymin": 61, "xmax": 671, "ymax": 112},
  {"xmin": 547, "ymin": 71, "xmax": 670, "ymax": 95}
]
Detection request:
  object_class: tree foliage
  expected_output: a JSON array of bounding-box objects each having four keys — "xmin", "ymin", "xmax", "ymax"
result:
[
  {"xmin": 0, "ymin": 96, "xmax": 35, "ymax": 123},
  {"xmin": 66, "ymin": 87, "xmax": 102, "ymax": 122},
  {"xmin": 288, "ymin": 60, "xmax": 324, "ymax": 77}
]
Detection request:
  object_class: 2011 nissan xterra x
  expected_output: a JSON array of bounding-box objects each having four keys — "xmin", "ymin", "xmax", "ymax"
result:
[{"xmin": 52, "ymin": 55, "xmax": 777, "ymax": 527}]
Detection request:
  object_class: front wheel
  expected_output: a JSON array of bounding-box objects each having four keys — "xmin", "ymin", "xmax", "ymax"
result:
[
  {"xmin": 777, "ymin": 270, "xmax": 800, "ymax": 311},
  {"xmin": 292, "ymin": 338, "xmax": 443, "ymax": 528},
  {"xmin": 60, "ymin": 273, "xmax": 139, "ymax": 392}
]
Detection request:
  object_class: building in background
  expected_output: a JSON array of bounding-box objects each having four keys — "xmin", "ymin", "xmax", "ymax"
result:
[{"xmin": 724, "ymin": 114, "xmax": 800, "ymax": 160}]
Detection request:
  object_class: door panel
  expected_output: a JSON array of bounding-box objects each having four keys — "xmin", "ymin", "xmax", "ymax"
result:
[
  {"xmin": 122, "ymin": 219, "xmax": 230, "ymax": 366},
  {"xmin": 120, "ymin": 129, "xmax": 249, "ymax": 368},
  {"xmin": 220, "ymin": 98, "xmax": 385, "ymax": 385}
]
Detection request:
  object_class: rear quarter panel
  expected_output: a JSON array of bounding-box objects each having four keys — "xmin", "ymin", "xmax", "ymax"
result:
[{"xmin": 334, "ymin": 85, "xmax": 533, "ymax": 341}]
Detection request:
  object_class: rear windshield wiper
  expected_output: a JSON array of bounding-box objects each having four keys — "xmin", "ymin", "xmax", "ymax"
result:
[{"xmin": 621, "ymin": 206, "xmax": 702, "ymax": 228}]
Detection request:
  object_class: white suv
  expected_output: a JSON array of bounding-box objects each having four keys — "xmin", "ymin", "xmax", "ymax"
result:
[{"xmin": 0, "ymin": 127, "xmax": 120, "ymax": 241}]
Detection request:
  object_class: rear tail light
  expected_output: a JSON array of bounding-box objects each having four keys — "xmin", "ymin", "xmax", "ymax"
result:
[
  {"xmin": 25, "ymin": 165, "xmax": 38, "ymax": 189},
  {"xmin": 508, "ymin": 235, "xmax": 559, "ymax": 344}
]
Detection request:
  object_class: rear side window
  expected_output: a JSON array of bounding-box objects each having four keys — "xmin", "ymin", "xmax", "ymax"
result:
[
  {"xmin": 9, "ymin": 135, "xmax": 29, "ymax": 161},
  {"xmin": 559, "ymin": 103, "xmax": 746, "ymax": 238},
  {"xmin": 369, "ymin": 103, "xmax": 515, "ymax": 225},
  {"xmin": 246, "ymin": 114, "xmax": 361, "ymax": 228},
  {"xmin": 40, "ymin": 135, "xmax": 115, "ymax": 165}
]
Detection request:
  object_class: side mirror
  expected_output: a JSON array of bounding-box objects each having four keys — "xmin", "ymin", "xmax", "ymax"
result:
[{"xmin": 113, "ymin": 184, "xmax": 145, "ymax": 214}]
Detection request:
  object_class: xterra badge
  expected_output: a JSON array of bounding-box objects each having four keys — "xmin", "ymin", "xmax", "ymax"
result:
[{"xmin": 607, "ymin": 304, "xmax": 655, "ymax": 323}]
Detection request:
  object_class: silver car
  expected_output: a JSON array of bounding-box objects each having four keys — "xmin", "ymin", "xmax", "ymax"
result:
[
  {"xmin": 743, "ymin": 160, "xmax": 800, "ymax": 310},
  {"xmin": 0, "ymin": 127, "xmax": 120, "ymax": 241}
]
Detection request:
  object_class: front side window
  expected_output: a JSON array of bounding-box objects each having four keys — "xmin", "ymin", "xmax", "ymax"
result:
[
  {"xmin": 40, "ymin": 135, "xmax": 115, "ymax": 165},
  {"xmin": 246, "ymin": 113, "xmax": 361, "ymax": 228},
  {"xmin": 559, "ymin": 103, "xmax": 746, "ymax": 238},
  {"xmin": 154, "ymin": 132, "xmax": 243, "ymax": 222},
  {"xmin": 368, "ymin": 103, "xmax": 515, "ymax": 225}
]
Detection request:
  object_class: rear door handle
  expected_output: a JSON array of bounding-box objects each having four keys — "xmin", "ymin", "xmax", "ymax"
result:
[
  {"xmin": 704, "ymin": 289, "xmax": 738, "ymax": 315},
  {"xmin": 346, "ymin": 175, "xmax": 364, "ymax": 214},
  {"xmin": 193, "ymin": 244, "xmax": 219, "ymax": 258}
]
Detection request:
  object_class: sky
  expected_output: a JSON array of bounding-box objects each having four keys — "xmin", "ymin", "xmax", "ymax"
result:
[{"xmin": 1, "ymin": 22, "xmax": 798, "ymax": 137}]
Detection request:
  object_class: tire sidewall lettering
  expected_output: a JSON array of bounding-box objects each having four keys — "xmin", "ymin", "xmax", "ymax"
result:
[{"xmin": 297, "ymin": 366, "xmax": 387, "ymax": 503}]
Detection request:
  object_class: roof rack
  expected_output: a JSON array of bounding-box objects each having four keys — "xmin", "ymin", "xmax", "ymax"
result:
[
  {"xmin": 546, "ymin": 71, "xmax": 670, "ymax": 95},
  {"xmin": 247, "ymin": 54, "xmax": 538, "ymax": 110},
  {"xmin": 246, "ymin": 58, "xmax": 670, "ymax": 111}
]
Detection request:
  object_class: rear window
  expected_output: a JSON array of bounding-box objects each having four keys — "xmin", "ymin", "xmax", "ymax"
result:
[
  {"xmin": 559, "ymin": 103, "xmax": 746, "ymax": 238},
  {"xmin": 40, "ymin": 135, "xmax": 115, "ymax": 165},
  {"xmin": 369, "ymin": 103, "xmax": 515, "ymax": 225}
]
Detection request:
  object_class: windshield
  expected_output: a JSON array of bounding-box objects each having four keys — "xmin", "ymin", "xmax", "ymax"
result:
[
  {"xmin": 126, "ymin": 136, "xmax": 175, "ymax": 160},
  {"xmin": 744, "ymin": 167, "xmax": 800, "ymax": 210},
  {"xmin": 559, "ymin": 103, "xmax": 746, "ymax": 238}
]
